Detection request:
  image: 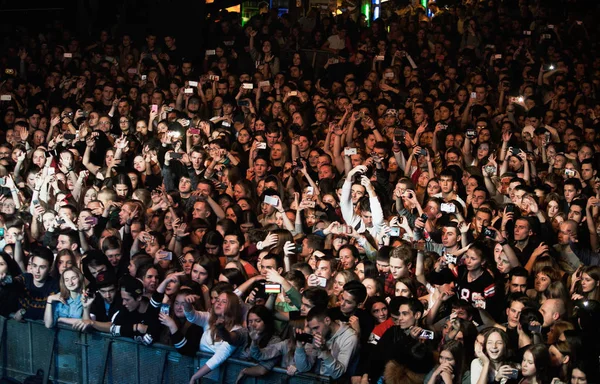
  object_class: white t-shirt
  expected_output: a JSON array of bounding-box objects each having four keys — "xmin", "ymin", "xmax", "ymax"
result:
[{"xmin": 327, "ymin": 34, "xmax": 345, "ymax": 50}]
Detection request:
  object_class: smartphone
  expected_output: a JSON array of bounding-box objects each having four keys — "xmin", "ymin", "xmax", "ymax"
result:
[
  {"xmin": 494, "ymin": 54, "xmax": 502, "ymax": 59},
  {"xmin": 264, "ymin": 195, "xmax": 279, "ymax": 206},
  {"xmin": 159, "ymin": 251, "xmax": 173, "ymax": 261},
  {"xmin": 259, "ymin": 81, "xmax": 270, "ymax": 87},
  {"xmin": 242, "ymin": 83, "xmax": 254, "ymax": 89},
  {"xmin": 466, "ymin": 129, "xmax": 476, "ymax": 139},
  {"xmin": 0, "ymin": 177, "xmax": 5, "ymax": 186},
  {"xmin": 184, "ymin": 88, "xmax": 194, "ymax": 94},
  {"xmin": 209, "ymin": 75, "xmax": 220, "ymax": 81},
  {"xmin": 189, "ymin": 128, "xmax": 200, "ymax": 135},
  {"xmin": 505, "ymin": 203, "xmax": 515, "ymax": 213},
  {"xmin": 419, "ymin": 330, "xmax": 435, "ymax": 340},
  {"xmin": 418, "ymin": 148, "xmax": 427, "ymax": 156},
  {"xmin": 127, "ymin": 68, "xmax": 138, "ymax": 74},
  {"xmin": 160, "ymin": 304, "xmax": 170, "ymax": 316},
  {"xmin": 565, "ymin": 169, "xmax": 575, "ymax": 177},
  {"xmin": 306, "ymin": 186, "xmax": 314, "ymax": 195},
  {"xmin": 507, "ymin": 369, "xmax": 519, "ymax": 379},
  {"xmin": 389, "ymin": 227, "xmax": 400, "ymax": 237},
  {"xmin": 64, "ymin": 133, "xmax": 76, "ymax": 140},
  {"xmin": 317, "ymin": 276, "xmax": 327, "ymax": 287},
  {"xmin": 302, "ymin": 200, "xmax": 316, "ymax": 208},
  {"xmin": 384, "ymin": 72, "xmax": 394, "ymax": 79},
  {"xmin": 256, "ymin": 142, "xmax": 267, "ymax": 150},
  {"xmin": 63, "ymin": 53, "xmax": 73, "ymax": 58},
  {"xmin": 289, "ymin": 91, "xmax": 298, "ymax": 96},
  {"xmin": 523, "ymin": 30, "xmax": 531, "ymax": 35},
  {"xmin": 445, "ymin": 254, "xmax": 457, "ymax": 264},
  {"xmin": 483, "ymin": 165, "xmax": 497, "ymax": 175},
  {"xmin": 206, "ymin": 50, "xmax": 216, "ymax": 55},
  {"xmin": 85, "ymin": 216, "xmax": 98, "ymax": 226},
  {"xmin": 150, "ymin": 104, "xmax": 158, "ymax": 114},
  {"xmin": 509, "ymin": 147, "xmax": 522, "ymax": 156},
  {"xmin": 528, "ymin": 324, "xmax": 542, "ymax": 333},
  {"xmin": 482, "ymin": 227, "xmax": 496, "ymax": 239},
  {"xmin": 237, "ymin": 99, "xmax": 250, "ymax": 107},
  {"xmin": 0, "ymin": 95, "xmax": 12, "ymax": 101},
  {"xmin": 344, "ymin": 147, "xmax": 357, "ymax": 156},
  {"xmin": 296, "ymin": 333, "xmax": 314, "ymax": 343},
  {"xmin": 375, "ymin": 55, "xmax": 385, "ymax": 61},
  {"xmin": 4, "ymin": 69, "xmax": 15, "ymax": 76},
  {"xmin": 420, "ymin": 213, "xmax": 428, "ymax": 222},
  {"xmin": 46, "ymin": 149, "xmax": 58, "ymax": 158},
  {"xmin": 141, "ymin": 75, "xmax": 147, "ymax": 81},
  {"xmin": 170, "ymin": 153, "xmax": 183, "ymax": 160},
  {"xmin": 470, "ymin": 92, "xmax": 477, "ymax": 99},
  {"xmin": 188, "ymin": 81, "xmax": 198, "ymax": 87},
  {"xmin": 440, "ymin": 203, "xmax": 456, "ymax": 213},
  {"xmin": 222, "ymin": 121, "xmax": 231, "ymax": 127},
  {"xmin": 264, "ymin": 283, "xmax": 282, "ymax": 294}
]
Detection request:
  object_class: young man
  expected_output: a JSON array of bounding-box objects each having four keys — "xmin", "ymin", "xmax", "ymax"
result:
[
  {"xmin": 367, "ymin": 297, "xmax": 433, "ymax": 382},
  {"xmin": 294, "ymin": 307, "xmax": 359, "ymax": 380},
  {"xmin": 14, "ymin": 248, "xmax": 59, "ymax": 321},
  {"xmin": 73, "ymin": 270, "xmax": 121, "ymax": 333},
  {"xmin": 384, "ymin": 245, "xmax": 414, "ymax": 297},
  {"xmin": 328, "ymin": 281, "xmax": 374, "ymax": 345},
  {"xmin": 220, "ymin": 231, "xmax": 258, "ymax": 277}
]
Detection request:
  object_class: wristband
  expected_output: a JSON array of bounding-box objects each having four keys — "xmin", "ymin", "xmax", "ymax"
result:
[{"xmin": 499, "ymin": 239, "xmax": 508, "ymax": 246}]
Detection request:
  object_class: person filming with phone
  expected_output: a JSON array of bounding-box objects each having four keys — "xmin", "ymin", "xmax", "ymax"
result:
[{"xmin": 294, "ymin": 307, "xmax": 359, "ymax": 380}]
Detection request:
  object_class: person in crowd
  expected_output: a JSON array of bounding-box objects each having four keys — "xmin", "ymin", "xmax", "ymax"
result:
[{"xmin": 0, "ymin": 2, "xmax": 599, "ymax": 383}]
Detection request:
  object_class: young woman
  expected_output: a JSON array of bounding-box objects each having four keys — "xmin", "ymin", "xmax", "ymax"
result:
[
  {"xmin": 426, "ymin": 340, "xmax": 470, "ymax": 384},
  {"xmin": 136, "ymin": 264, "xmax": 160, "ymax": 298},
  {"xmin": 0, "ymin": 251, "xmax": 22, "ymax": 317},
  {"xmin": 156, "ymin": 283, "xmax": 203, "ymax": 356},
  {"xmin": 365, "ymin": 296, "xmax": 389, "ymax": 324},
  {"xmin": 429, "ymin": 242, "xmax": 502, "ymax": 319},
  {"xmin": 236, "ymin": 305, "xmax": 282, "ymax": 381},
  {"xmin": 471, "ymin": 328, "xmax": 516, "ymax": 384},
  {"xmin": 186, "ymin": 291, "xmax": 244, "ymax": 383},
  {"xmin": 50, "ymin": 250, "xmax": 78, "ymax": 279},
  {"xmin": 527, "ymin": 266, "xmax": 562, "ymax": 304},
  {"xmin": 44, "ymin": 267, "xmax": 91, "ymax": 328},
  {"xmin": 571, "ymin": 266, "xmax": 600, "ymax": 301},
  {"xmin": 354, "ymin": 260, "xmax": 378, "ymax": 282},
  {"xmin": 520, "ymin": 344, "xmax": 550, "ymax": 384}
]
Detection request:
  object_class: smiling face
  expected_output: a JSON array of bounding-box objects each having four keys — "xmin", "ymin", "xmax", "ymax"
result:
[
  {"xmin": 485, "ymin": 331, "xmax": 505, "ymax": 361},
  {"xmin": 62, "ymin": 270, "xmax": 80, "ymax": 292}
]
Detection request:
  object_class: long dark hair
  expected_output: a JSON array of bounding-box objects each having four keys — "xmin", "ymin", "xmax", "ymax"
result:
[
  {"xmin": 441, "ymin": 340, "xmax": 465, "ymax": 384},
  {"xmin": 247, "ymin": 305, "xmax": 276, "ymax": 348},
  {"xmin": 524, "ymin": 344, "xmax": 550, "ymax": 383},
  {"xmin": 0, "ymin": 251, "xmax": 21, "ymax": 278}
]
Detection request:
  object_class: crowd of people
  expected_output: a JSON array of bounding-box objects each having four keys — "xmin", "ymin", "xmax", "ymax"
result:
[{"xmin": 0, "ymin": 0, "xmax": 599, "ymax": 383}]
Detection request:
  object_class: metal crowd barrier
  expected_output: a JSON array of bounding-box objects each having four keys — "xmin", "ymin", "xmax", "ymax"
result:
[{"xmin": 0, "ymin": 317, "xmax": 331, "ymax": 384}]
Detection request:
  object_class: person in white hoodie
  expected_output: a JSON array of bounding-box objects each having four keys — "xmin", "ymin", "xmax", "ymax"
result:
[
  {"xmin": 294, "ymin": 307, "xmax": 359, "ymax": 380},
  {"xmin": 340, "ymin": 165, "xmax": 384, "ymax": 239}
]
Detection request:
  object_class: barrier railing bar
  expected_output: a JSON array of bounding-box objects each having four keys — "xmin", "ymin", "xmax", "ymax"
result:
[
  {"xmin": 0, "ymin": 318, "xmax": 331, "ymax": 384},
  {"xmin": 100, "ymin": 338, "xmax": 112, "ymax": 384},
  {"xmin": 0, "ymin": 8, "xmax": 64, "ymax": 12}
]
